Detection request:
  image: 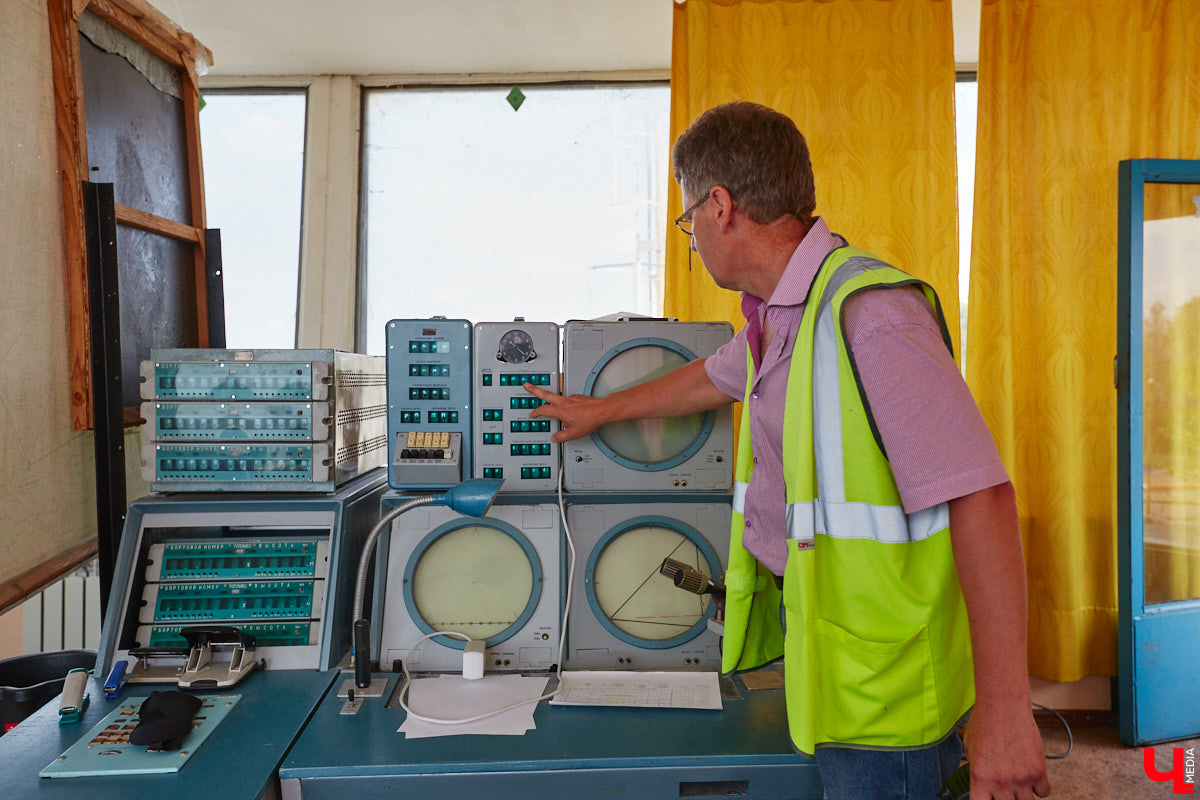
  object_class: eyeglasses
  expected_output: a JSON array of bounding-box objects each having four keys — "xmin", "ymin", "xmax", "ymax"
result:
[{"xmin": 674, "ymin": 194, "xmax": 709, "ymax": 237}]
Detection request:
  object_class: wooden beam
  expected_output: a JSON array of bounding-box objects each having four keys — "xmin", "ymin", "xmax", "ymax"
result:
[
  {"xmin": 86, "ymin": 0, "xmax": 213, "ymax": 73},
  {"xmin": 181, "ymin": 68, "xmax": 210, "ymax": 346},
  {"xmin": 0, "ymin": 539, "xmax": 99, "ymax": 617},
  {"xmin": 114, "ymin": 202, "xmax": 202, "ymax": 243},
  {"xmin": 48, "ymin": 0, "xmax": 94, "ymax": 431}
]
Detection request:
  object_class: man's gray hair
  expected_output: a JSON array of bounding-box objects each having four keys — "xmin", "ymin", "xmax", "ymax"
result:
[{"xmin": 672, "ymin": 101, "xmax": 816, "ymax": 225}]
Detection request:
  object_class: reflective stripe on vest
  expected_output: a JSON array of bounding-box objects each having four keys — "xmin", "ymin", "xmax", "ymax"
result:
[
  {"xmin": 732, "ymin": 480, "xmax": 748, "ymax": 514},
  {"xmin": 785, "ymin": 498, "xmax": 948, "ymax": 547}
]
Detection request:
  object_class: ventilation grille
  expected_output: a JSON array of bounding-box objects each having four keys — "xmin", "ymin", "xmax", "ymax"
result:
[
  {"xmin": 336, "ymin": 405, "xmax": 387, "ymax": 427},
  {"xmin": 336, "ymin": 371, "xmax": 387, "ymax": 388},
  {"xmin": 337, "ymin": 434, "xmax": 387, "ymax": 464}
]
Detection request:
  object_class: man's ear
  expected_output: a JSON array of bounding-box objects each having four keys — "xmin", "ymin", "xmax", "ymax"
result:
[{"xmin": 709, "ymin": 186, "xmax": 735, "ymax": 232}]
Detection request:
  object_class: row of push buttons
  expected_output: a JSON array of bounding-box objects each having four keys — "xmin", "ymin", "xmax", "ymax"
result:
[
  {"xmin": 409, "ymin": 388, "xmax": 450, "ymax": 401},
  {"xmin": 160, "ymin": 417, "xmax": 310, "ymax": 430},
  {"xmin": 480, "ymin": 466, "xmax": 563, "ymax": 481},
  {"xmin": 400, "ymin": 411, "xmax": 460, "ymax": 424},
  {"xmin": 161, "ymin": 458, "xmax": 309, "ymax": 472},
  {"xmin": 511, "ymin": 420, "xmax": 551, "ymax": 432},
  {"xmin": 497, "ymin": 373, "xmax": 552, "ymax": 386},
  {"xmin": 408, "ymin": 340, "xmax": 451, "ymax": 354},
  {"xmin": 510, "ymin": 397, "xmax": 544, "ymax": 409},
  {"xmin": 511, "ymin": 443, "xmax": 552, "ymax": 456}
]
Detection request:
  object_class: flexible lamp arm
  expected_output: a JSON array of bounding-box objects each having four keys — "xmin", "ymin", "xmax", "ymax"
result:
[{"xmin": 351, "ymin": 479, "xmax": 503, "ymax": 688}]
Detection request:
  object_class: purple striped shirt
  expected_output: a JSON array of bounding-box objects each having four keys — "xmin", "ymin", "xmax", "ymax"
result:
[{"xmin": 704, "ymin": 218, "xmax": 1009, "ymax": 575}]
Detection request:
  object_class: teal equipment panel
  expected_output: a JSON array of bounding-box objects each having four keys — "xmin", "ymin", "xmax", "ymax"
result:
[
  {"xmin": 96, "ymin": 472, "xmax": 387, "ymax": 678},
  {"xmin": 143, "ymin": 443, "xmax": 332, "ymax": 489},
  {"xmin": 143, "ymin": 359, "xmax": 326, "ymax": 401},
  {"xmin": 0, "ymin": 671, "xmax": 336, "ymax": 800},
  {"xmin": 142, "ymin": 402, "xmax": 331, "ymax": 442},
  {"xmin": 146, "ymin": 539, "xmax": 328, "ymax": 581},
  {"xmin": 278, "ymin": 666, "xmax": 822, "ymax": 800},
  {"xmin": 39, "ymin": 695, "xmax": 240, "ymax": 778},
  {"xmin": 138, "ymin": 580, "xmax": 322, "ymax": 623},
  {"xmin": 135, "ymin": 622, "xmax": 316, "ymax": 649},
  {"xmin": 139, "ymin": 349, "xmax": 387, "ymax": 492},
  {"xmin": 1117, "ymin": 158, "xmax": 1200, "ymax": 745},
  {"xmin": 472, "ymin": 321, "xmax": 561, "ymax": 490},
  {"xmin": 385, "ymin": 319, "xmax": 473, "ymax": 489}
]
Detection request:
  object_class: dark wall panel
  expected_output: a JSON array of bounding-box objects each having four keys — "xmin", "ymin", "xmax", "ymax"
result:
[{"xmin": 79, "ymin": 34, "xmax": 190, "ymax": 223}]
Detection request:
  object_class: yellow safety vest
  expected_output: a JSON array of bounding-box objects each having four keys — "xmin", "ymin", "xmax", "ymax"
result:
[{"xmin": 721, "ymin": 244, "xmax": 974, "ymax": 754}]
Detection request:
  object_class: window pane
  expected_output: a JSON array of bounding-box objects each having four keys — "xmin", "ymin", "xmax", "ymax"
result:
[
  {"xmin": 955, "ymin": 78, "xmax": 977, "ymax": 360},
  {"xmin": 360, "ymin": 85, "xmax": 670, "ymax": 355},
  {"xmin": 200, "ymin": 91, "xmax": 306, "ymax": 348}
]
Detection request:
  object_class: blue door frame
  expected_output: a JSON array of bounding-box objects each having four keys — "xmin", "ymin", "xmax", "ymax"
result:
[{"xmin": 1117, "ymin": 158, "xmax": 1200, "ymax": 746}]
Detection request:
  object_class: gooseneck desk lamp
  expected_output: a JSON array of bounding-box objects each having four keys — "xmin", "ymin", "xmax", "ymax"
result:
[{"xmin": 351, "ymin": 478, "xmax": 504, "ymax": 691}]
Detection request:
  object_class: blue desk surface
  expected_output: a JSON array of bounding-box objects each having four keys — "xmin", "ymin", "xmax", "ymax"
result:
[
  {"xmin": 280, "ymin": 667, "xmax": 822, "ymax": 800},
  {"xmin": 0, "ymin": 669, "xmax": 337, "ymax": 800}
]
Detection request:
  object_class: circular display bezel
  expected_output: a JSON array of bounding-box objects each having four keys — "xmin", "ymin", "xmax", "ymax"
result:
[
  {"xmin": 581, "ymin": 337, "xmax": 716, "ymax": 471},
  {"xmin": 583, "ymin": 514, "xmax": 722, "ymax": 650},
  {"xmin": 402, "ymin": 517, "xmax": 543, "ymax": 650}
]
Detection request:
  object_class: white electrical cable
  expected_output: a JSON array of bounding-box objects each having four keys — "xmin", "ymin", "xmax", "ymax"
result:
[{"xmin": 396, "ymin": 470, "xmax": 577, "ymax": 725}]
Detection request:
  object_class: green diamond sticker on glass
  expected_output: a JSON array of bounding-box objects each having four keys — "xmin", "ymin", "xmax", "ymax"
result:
[{"xmin": 506, "ymin": 85, "xmax": 526, "ymax": 112}]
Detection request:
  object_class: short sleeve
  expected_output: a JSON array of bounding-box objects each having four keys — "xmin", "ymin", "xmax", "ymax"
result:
[
  {"xmin": 842, "ymin": 286, "xmax": 1010, "ymax": 512},
  {"xmin": 704, "ymin": 325, "xmax": 750, "ymax": 400}
]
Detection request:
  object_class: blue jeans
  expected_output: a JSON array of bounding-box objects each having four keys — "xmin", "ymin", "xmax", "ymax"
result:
[{"xmin": 815, "ymin": 734, "xmax": 963, "ymax": 800}]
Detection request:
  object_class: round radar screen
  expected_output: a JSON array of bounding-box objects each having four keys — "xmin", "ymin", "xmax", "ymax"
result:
[
  {"xmin": 586, "ymin": 516, "xmax": 721, "ymax": 648},
  {"xmin": 405, "ymin": 520, "xmax": 541, "ymax": 648},
  {"xmin": 585, "ymin": 339, "xmax": 714, "ymax": 470}
]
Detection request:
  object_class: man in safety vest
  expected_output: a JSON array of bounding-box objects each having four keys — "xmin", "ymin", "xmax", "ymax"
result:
[{"xmin": 525, "ymin": 101, "xmax": 1050, "ymax": 800}]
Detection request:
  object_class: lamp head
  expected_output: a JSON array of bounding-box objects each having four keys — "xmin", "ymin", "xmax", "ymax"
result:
[{"xmin": 431, "ymin": 478, "xmax": 503, "ymax": 518}]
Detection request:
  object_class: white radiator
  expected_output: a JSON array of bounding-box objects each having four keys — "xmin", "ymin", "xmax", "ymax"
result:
[{"xmin": 19, "ymin": 561, "xmax": 101, "ymax": 654}]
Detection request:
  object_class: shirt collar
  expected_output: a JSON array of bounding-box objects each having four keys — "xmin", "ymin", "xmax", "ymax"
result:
[{"xmin": 740, "ymin": 216, "xmax": 841, "ymax": 321}]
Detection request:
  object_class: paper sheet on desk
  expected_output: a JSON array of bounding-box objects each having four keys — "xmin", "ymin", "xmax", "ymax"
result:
[
  {"xmin": 398, "ymin": 674, "xmax": 550, "ymax": 738},
  {"xmin": 550, "ymin": 670, "xmax": 722, "ymax": 710}
]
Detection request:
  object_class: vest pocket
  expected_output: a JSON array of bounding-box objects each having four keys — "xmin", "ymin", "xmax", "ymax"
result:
[{"xmin": 808, "ymin": 617, "xmax": 935, "ymax": 746}]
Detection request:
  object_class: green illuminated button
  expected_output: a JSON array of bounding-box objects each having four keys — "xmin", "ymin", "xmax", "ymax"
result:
[{"xmin": 483, "ymin": 374, "xmax": 492, "ymax": 386}]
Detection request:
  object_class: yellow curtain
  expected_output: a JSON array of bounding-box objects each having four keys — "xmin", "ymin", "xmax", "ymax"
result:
[
  {"xmin": 969, "ymin": 0, "xmax": 1200, "ymax": 680},
  {"xmin": 665, "ymin": 0, "xmax": 961, "ymax": 357}
]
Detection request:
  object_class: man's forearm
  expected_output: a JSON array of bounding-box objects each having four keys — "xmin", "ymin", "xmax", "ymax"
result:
[
  {"xmin": 949, "ymin": 481, "xmax": 1030, "ymax": 705},
  {"xmin": 947, "ymin": 481, "xmax": 1050, "ymax": 798}
]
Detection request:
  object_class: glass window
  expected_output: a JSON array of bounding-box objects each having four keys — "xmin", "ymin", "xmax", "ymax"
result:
[
  {"xmin": 199, "ymin": 91, "xmax": 306, "ymax": 348},
  {"xmin": 359, "ymin": 84, "xmax": 670, "ymax": 355},
  {"xmin": 955, "ymin": 76, "xmax": 978, "ymax": 360}
]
